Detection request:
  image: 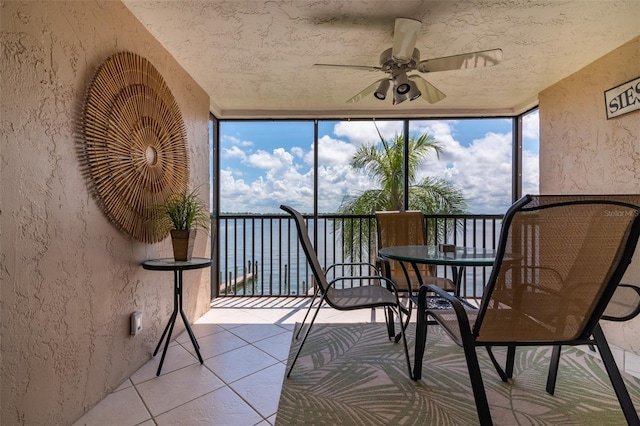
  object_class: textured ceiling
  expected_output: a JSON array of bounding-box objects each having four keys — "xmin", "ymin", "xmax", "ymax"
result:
[{"xmin": 122, "ymin": 0, "xmax": 640, "ymax": 119}]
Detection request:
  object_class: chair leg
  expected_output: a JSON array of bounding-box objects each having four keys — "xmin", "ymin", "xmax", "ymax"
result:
[
  {"xmin": 505, "ymin": 345, "xmax": 515, "ymax": 379},
  {"xmin": 296, "ymin": 288, "xmax": 320, "ymax": 340},
  {"xmin": 457, "ymin": 315, "xmax": 493, "ymax": 425},
  {"xmin": 394, "ymin": 299, "xmax": 413, "ymax": 380},
  {"xmin": 463, "ymin": 344, "xmax": 493, "ymax": 426},
  {"xmin": 394, "ymin": 301, "xmax": 412, "ymax": 343},
  {"xmin": 412, "ymin": 287, "xmax": 430, "ymax": 380},
  {"xmin": 385, "ymin": 306, "xmax": 396, "ymax": 339},
  {"xmin": 592, "ymin": 325, "xmax": 640, "ymax": 425},
  {"xmin": 486, "ymin": 346, "xmax": 509, "ymax": 382},
  {"xmin": 287, "ymin": 294, "xmax": 325, "ymax": 378},
  {"xmin": 546, "ymin": 345, "xmax": 561, "ymax": 395}
]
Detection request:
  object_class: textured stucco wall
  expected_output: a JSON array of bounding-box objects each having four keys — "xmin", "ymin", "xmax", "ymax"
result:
[
  {"xmin": 0, "ymin": 1, "xmax": 211, "ymax": 424},
  {"xmin": 539, "ymin": 37, "xmax": 640, "ymax": 358}
]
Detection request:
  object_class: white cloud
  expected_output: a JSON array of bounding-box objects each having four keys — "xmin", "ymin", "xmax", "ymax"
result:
[
  {"xmin": 291, "ymin": 146, "xmax": 304, "ymax": 158},
  {"xmin": 416, "ymin": 127, "xmax": 516, "ymax": 213},
  {"xmin": 313, "ymin": 135, "xmax": 358, "ymax": 166},
  {"xmin": 220, "ymin": 146, "xmax": 315, "ymax": 212},
  {"xmin": 245, "ymin": 148, "xmax": 292, "ymax": 170},
  {"xmin": 222, "ymin": 145, "xmax": 246, "ymax": 159},
  {"xmin": 219, "ymin": 120, "xmax": 539, "ymax": 214},
  {"xmin": 522, "ymin": 149, "xmax": 540, "ymax": 195},
  {"xmin": 523, "ymin": 110, "xmax": 539, "ymax": 139},
  {"xmin": 222, "ymin": 134, "xmax": 254, "ymax": 147},
  {"xmin": 333, "ymin": 121, "xmax": 403, "ymax": 146}
]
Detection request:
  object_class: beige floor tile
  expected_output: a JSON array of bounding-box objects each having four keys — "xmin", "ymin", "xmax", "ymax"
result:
[
  {"xmin": 252, "ymin": 331, "xmax": 295, "ymax": 362},
  {"xmin": 200, "ymin": 305, "xmax": 267, "ymax": 325},
  {"xmin": 130, "ymin": 344, "xmax": 199, "ymax": 384},
  {"xmin": 113, "ymin": 379, "xmax": 133, "ymax": 392},
  {"xmin": 176, "ymin": 322, "xmax": 225, "ymax": 343},
  {"xmin": 135, "ymin": 364, "xmax": 225, "ymax": 416},
  {"xmin": 182, "ymin": 328, "xmax": 248, "ymax": 360},
  {"xmin": 154, "ymin": 386, "xmax": 263, "ymax": 426},
  {"xmin": 243, "ymin": 307, "xmax": 310, "ymax": 324},
  {"xmin": 205, "ymin": 344, "xmax": 280, "ymax": 383},
  {"xmin": 72, "ymin": 386, "xmax": 150, "ymax": 426},
  {"xmin": 76, "ymin": 298, "xmax": 418, "ymax": 424},
  {"xmin": 279, "ymin": 323, "xmax": 296, "ymax": 331},
  {"xmin": 228, "ymin": 323, "xmax": 289, "ymax": 344},
  {"xmin": 229, "ymin": 363, "xmax": 286, "ymax": 418}
]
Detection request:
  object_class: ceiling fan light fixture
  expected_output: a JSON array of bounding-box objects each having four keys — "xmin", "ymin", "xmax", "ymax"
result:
[
  {"xmin": 407, "ymin": 80, "xmax": 421, "ymax": 101},
  {"xmin": 394, "ymin": 72, "xmax": 410, "ymax": 95},
  {"xmin": 393, "ymin": 91, "xmax": 408, "ymax": 105},
  {"xmin": 374, "ymin": 79, "xmax": 390, "ymax": 100},
  {"xmin": 327, "ymin": 18, "xmax": 501, "ymax": 106}
]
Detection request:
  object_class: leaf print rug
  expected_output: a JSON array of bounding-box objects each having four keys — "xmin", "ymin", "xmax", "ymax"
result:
[{"xmin": 276, "ymin": 323, "xmax": 640, "ymax": 425}]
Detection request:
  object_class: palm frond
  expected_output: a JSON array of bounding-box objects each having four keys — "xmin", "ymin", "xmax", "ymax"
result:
[{"xmin": 336, "ymin": 131, "xmax": 467, "ymax": 261}]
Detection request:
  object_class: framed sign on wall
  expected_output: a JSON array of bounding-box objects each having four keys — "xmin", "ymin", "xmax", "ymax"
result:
[{"xmin": 604, "ymin": 76, "xmax": 640, "ymax": 119}]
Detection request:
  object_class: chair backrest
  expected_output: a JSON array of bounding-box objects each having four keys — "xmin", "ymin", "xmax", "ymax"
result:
[
  {"xmin": 280, "ymin": 205, "xmax": 330, "ymax": 295},
  {"xmin": 475, "ymin": 195, "xmax": 640, "ymax": 344},
  {"xmin": 376, "ymin": 210, "xmax": 433, "ymax": 291},
  {"xmin": 376, "ymin": 210, "xmax": 427, "ymax": 248}
]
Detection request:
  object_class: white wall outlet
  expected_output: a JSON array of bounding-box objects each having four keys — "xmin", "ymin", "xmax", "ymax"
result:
[{"xmin": 130, "ymin": 311, "xmax": 142, "ymax": 335}]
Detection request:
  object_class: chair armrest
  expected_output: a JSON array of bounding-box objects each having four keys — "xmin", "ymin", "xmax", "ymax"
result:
[
  {"xmin": 602, "ymin": 284, "xmax": 640, "ymax": 322},
  {"xmin": 422, "ymin": 284, "xmax": 475, "ymax": 346},
  {"xmin": 424, "ymin": 284, "xmax": 468, "ymax": 311}
]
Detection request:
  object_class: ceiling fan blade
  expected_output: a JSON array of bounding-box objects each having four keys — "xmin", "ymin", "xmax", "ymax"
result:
[
  {"xmin": 417, "ymin": 48, "xmax": 503, "ymax": 73},
  {"xmin": 346, "ymin": 78, "xmax": 388, "ymax": 103},
  {"xmin": 409, "ymin": 75, "xmax": 446, "ymax": 104},
  {"xmin": 392, "ymin": 18, "xmax": 421, "ymax": 62},
  {"xmin": 314, "ymin": 63, "xmax": 381, "ymax": 72}
]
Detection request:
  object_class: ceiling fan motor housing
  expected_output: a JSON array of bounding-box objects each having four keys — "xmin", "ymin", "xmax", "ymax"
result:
[{"xmin": 379, "ymin": 47, "xmax": 420, "ymax": 71}]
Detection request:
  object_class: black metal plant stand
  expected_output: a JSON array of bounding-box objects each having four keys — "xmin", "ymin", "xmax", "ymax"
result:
[{"xmin": 142, "ymin": 257, "xmax": 212, "ymax": 376}]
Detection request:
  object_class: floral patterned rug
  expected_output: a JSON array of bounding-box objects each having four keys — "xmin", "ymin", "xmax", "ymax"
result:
[{"xmin": 276, "ymin": 323, "xmax": 640, "ymax": 425}]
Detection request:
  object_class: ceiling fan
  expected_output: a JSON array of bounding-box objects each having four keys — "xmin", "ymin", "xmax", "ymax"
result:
[{"xmin": 314, "ymin": 18, "xmax": 503, "ymax": 105}]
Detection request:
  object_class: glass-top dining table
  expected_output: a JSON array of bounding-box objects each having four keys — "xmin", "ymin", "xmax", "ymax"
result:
[
  {"xmin": 378, "ymin": 245, "xmax": 497, "ymax": 296},
  {"xmin": 377, "ymin": 245, "xmax": 497, "ymax": 380}
]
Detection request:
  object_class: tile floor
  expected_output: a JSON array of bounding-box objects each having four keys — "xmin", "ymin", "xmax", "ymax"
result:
[
  {"xmin": 72, "ymin": 296, "xmax": 640, "ymax": 426},
  {"xmin": 73, "ymin": 297, "xmax": 391, "ymax": 426}
]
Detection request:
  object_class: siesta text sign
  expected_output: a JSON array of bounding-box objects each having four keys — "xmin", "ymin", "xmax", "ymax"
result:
[{"xmin": 604, "ymin": 76, "xmax": 640, "ymax": 119}]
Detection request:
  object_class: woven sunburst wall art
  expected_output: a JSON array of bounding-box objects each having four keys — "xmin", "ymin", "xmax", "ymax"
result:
[{"xmin": 81, "ymin": 51, "xmax": 189, "ymax": 243}]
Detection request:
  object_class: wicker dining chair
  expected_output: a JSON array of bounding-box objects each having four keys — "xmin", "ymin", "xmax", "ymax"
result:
[
  {"xmin": 414, "ymin": 194, "xmax": 640, "ymax": 425},
  {"xmin": 281, "ymin": 205, "xmax": 412, "ymax": 379}
]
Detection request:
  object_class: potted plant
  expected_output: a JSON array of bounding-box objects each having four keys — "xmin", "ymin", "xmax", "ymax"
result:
[{"xmin": 156, "ymin": 188, "xmax": 209, "ymax": 261}]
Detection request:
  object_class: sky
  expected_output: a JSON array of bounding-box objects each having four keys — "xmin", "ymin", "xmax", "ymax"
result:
[{"xmin": 215, "ymin": 110, "xmax": 539, "ymax": 214}]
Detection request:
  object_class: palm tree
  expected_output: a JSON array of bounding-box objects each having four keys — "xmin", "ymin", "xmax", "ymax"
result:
[{"xmin": 336, "ymin": 131, "xmax": 467, "ymax": 260}]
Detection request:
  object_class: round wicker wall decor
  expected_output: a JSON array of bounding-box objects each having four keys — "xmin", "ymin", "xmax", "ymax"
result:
[{"xmin": 82, "ymin": 52, "xmax": 189, "ymax": 243}]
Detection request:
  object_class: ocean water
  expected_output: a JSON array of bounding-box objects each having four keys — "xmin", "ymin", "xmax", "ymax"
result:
[{"xmin": 217, "ymin": 216, "xmax": 502, "ymax": 297}]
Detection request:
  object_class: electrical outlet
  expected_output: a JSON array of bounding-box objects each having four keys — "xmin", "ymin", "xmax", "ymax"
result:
[{"xmin": 130, "ymin": 311, "xmax": 142, "ymax": 335}]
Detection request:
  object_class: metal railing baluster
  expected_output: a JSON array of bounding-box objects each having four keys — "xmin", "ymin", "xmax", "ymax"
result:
[{"xmin": 214, "ymin": 213, "xmax": 502, "ymax": 299}]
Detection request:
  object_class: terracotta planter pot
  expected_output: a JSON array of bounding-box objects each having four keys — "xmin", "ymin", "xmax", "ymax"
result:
[{"xmin": 171, "ymin": 229, "xmax": 196, "ymax": 261}]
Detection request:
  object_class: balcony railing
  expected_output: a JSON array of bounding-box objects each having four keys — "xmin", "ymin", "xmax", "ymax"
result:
[{"xmin": 212, "ymin": 213, "xmax": 503, "ymax": 299}]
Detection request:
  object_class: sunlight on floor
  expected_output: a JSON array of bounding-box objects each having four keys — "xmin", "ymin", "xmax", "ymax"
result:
[{"xmin": 73, "ymin": 298, "xmax": 394, "ymax": 425}]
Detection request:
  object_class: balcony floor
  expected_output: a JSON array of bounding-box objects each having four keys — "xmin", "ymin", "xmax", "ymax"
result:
[
  {"xmin": 73, "ymin": 296, "xmax": 640, "ymax": 425},
  {"xmin": 73, "ymin": 297, "xmax": 391, "ymax": 425}
]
